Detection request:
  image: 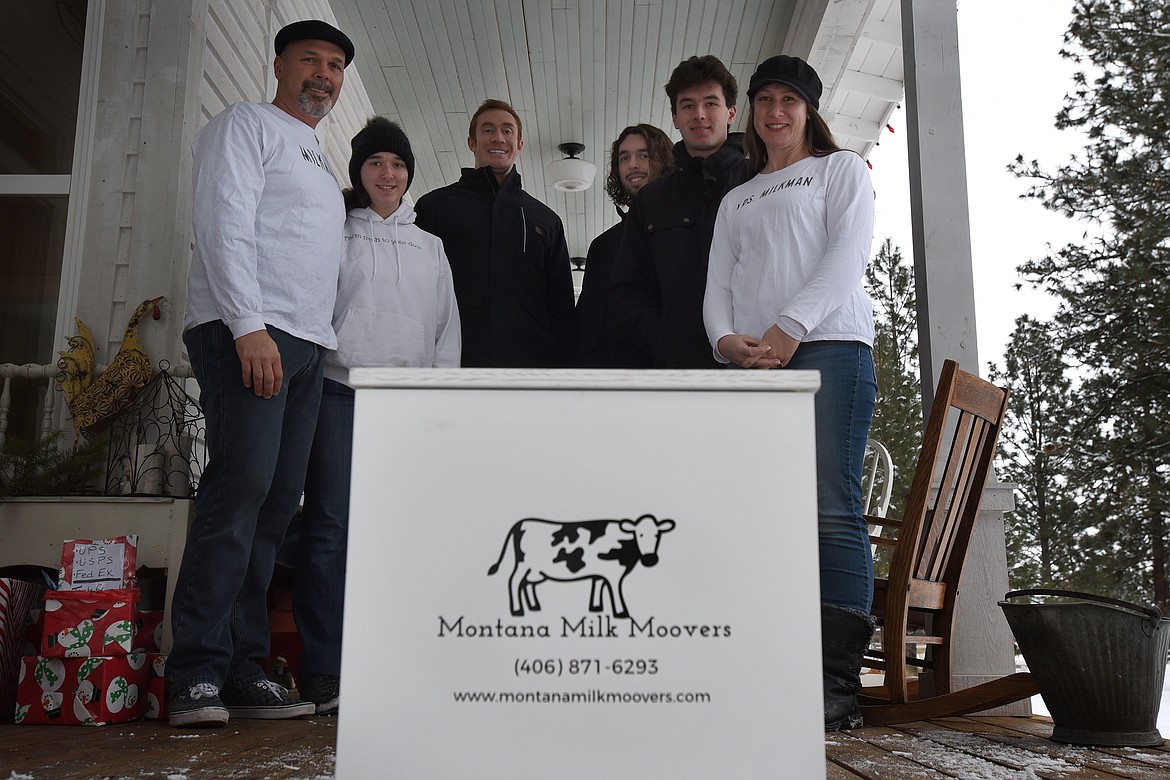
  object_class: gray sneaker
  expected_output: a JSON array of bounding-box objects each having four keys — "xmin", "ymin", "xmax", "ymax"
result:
[
  {"xmin": 300, "ymin": 674, "xmax": 340, "ymax": 715},
  {"xmin": 222, "ymin": 677, "xmax": 315, "ymax": 719},
  {"xmin": 169, "ymin": 682, "xmax": 229, "ymax": 727}
]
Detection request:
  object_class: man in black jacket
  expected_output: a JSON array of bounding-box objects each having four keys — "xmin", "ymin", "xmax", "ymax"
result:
[
  {"xmin": 610, "ymin": 56, "xmax": 750, "ymax": 368},
  {"xmin": 415, "ymin": 99, "xmax": 576, "ymax": 367},
  {"xmin": 575, "ymin": 123, "xmax": 674, "ymax": 368}
]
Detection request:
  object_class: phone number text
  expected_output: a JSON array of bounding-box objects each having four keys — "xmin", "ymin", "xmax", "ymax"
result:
[{"xmin": 514, "ymin": 658, "xmax": 659, "ymax": 677}]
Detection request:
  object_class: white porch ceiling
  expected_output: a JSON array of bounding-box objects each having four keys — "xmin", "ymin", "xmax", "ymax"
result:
[{"xmin": 329, "ymin": 0, "xmax": 904, "ymax": 258}]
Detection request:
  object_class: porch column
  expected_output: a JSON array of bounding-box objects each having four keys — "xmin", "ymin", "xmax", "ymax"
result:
[{"xmin": 900, "ymin": 0, "xmax": 1025, "ymax": 714}]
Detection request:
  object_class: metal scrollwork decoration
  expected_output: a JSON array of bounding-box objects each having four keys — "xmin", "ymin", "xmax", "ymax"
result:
[{"xmin": 102, "ymin": 362, "xmax": 206, "ymax": 497}]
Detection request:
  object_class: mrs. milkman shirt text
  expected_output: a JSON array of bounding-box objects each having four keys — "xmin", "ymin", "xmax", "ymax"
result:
[{"xmin": 703, "ymin": 150, "xmax": 876, "ymax": 361}]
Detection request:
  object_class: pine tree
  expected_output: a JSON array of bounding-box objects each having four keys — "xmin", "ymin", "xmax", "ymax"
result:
[
  {"xmin": 865, "ymin": 238, "xmax": 921, "ymax": 520},
  {"xmin": 1010, "ymin": 0, "xmax": 1170, "ymax": 610},
  {"xmin": 989, "ymin": 316, "xmax": 1080, "ymax": 588}
]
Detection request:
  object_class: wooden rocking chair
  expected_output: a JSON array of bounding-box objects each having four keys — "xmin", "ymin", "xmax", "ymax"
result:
[{"xmin": 859, "ymin": 359, "xmax": 1038, "ymax": 725}]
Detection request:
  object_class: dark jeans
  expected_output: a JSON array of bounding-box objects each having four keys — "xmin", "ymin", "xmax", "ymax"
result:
[
  {"xmin": 293, "ymin": 377, "xmax": 355, "ymax": 677},
  {"xmin": 167, "ymin": 321, "xmax": 324, "ymax": 691},
  {"xmin": 786, "ymin": 341, "xmax": 878, "ymax": 613}
]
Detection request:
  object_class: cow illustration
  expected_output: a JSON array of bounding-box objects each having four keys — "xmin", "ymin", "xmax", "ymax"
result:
[{"xmin": 487, "ymin": 514, "xmax": 676, "ymax": 618}]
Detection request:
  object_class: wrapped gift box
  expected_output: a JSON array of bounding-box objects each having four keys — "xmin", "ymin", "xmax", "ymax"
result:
[
  {"xmin": 2, "ymin": 576, "xmax": 47, "ymax": 722},
  {"xmin": 144, "ymin": 653, "xmax": 167, "ymax": 720},
  {"xmin": 14, "ymin": 651, "xmax": 148, "ymax": 725},
  {"xmin": 23, "ymin": 608, "xmax": 44, "ymax": 656},
  {"xmin": 134, "ymin": 610, "xmax": 164, "ymax": 654},
  {"xmin": 58, "ymin": 536, "xmax": 139, "ymax": 592},
  {"xmin": 41, "ymin": 589, "xmax": 137, "ymax": 658},
  {"xmin": 267, "ymin": 580, "xmax": 303, "ymax": 680}
]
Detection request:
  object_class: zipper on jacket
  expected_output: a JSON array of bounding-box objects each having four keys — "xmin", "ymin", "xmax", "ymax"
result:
[{"xmin": 520, "ymin": 206, "xmax": 527, "ymax": 253}]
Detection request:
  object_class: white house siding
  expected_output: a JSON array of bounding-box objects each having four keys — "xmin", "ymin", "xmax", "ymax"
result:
[
  {"xmin": 65, "ymin": 0, "xmax": 197, "ymax": 378},
  {"xmin": 63, "ymin": 0, "xmax": 372, "ymax": 390}
]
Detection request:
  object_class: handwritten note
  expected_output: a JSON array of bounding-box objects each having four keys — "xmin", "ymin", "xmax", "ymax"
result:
[
  {"xmin": 71, "ymin": 542, "xmax": 125, "ymax": 587},
  {"xmin": 59, "ymin": 535, "xmax": 138, "ymax": 591}
]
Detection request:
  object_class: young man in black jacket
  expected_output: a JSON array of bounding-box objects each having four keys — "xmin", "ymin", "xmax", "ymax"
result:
[
  {"xmin": 610, "ymin": 56, "xmax": 750, "ymax": 369},
  {"xmin": 415, "ymin": 99, "xmax": 576, "ymax": 367},
  {"xmin": 575, "ymin": 123, "xmax": 674, "ymax": 368}
]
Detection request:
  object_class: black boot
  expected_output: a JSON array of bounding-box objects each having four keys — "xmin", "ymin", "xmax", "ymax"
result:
[{"xmin": 822, "ymin": 603, "xmax": 876, "ymax": 731}]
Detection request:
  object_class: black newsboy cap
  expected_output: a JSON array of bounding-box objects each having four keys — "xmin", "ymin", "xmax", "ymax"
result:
[{"xmin": 275, "ymin": 20, "xmax": 355, "ymax": 67}]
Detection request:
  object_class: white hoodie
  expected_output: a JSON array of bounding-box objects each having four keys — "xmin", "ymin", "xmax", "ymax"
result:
[{"xmin": 326, "ymin": 201, "xmax": 461, "ymax": 385}]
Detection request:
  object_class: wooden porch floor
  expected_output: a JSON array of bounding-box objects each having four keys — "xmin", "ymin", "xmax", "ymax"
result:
[{"xmin": 3, "ymin": 714, "xmax": 1169, "ymax": 778}]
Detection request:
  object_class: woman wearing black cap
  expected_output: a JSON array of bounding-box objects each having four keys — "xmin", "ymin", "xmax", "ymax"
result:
[
  {"xmin": 292, "ymin": 117, "xmax": 461, "ymax": 715},
  {"xmin": 703, "ymin": 55, "xmax": 877, "ymax": 731}
]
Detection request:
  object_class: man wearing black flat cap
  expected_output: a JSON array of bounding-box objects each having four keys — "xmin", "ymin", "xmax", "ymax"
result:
[{"xmin": 168, "ymin": 19, "xmax": 355, "ymax": 728}]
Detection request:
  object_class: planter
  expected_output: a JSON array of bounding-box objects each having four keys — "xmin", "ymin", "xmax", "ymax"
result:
[{"xmin": 1000, "ymin": 588, "xmax": 1169, "ymax": 746}]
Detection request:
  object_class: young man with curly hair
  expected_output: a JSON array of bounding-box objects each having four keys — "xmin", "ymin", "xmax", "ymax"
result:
[{"xmin": 576, "ymin": 123, "xmax": 674, "ymax": 367}]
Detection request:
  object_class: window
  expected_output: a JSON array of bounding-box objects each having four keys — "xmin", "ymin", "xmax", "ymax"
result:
[{"xmin": 0, "ymin": 0, "xmax": 88, "ymax": 440}]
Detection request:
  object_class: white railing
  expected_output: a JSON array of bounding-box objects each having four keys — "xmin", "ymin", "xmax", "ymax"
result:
[
  {"xmin": 0, "ymin": 363, "xmax": 60, "ymax": 450},
  {"xmin": 0, "ymin": 360, "xmax": 193, "ymax": 451}
]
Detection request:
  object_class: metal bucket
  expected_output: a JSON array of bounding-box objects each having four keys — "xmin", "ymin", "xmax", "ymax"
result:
[{"xmin": 1000, "ymin": 588, "xmax": 1170, "ymax": 746}]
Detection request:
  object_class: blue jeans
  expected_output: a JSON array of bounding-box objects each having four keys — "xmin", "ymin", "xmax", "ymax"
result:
[
  {"xmin": 786, "ymin": 341, "xmax": 877, "ymax": 613},
  {"xmin": 293, "ymin": 378, "xmax": 355, "ymax": 677},
  {"xmin": 167, "ymin": 322, "xmax": 325, "ymax": 691}
]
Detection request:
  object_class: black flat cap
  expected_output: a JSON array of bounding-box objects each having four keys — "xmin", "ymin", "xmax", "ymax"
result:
[
  {"xmin": 275, "ymin": 20, "xmax": 355, "ymax": 67},
  {"xmin": 747, "ymin": 55, "xmax": 822, "ymax": 110}
]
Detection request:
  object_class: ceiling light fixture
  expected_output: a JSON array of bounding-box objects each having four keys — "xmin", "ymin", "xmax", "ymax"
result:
[{"xmin": 547, "ymin": 142, "xmax": 596, "ymax": 192}]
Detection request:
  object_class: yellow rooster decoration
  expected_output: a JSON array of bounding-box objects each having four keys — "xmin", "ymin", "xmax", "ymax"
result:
[
  {"xmin": 57, "ymin": 296, "xmax": 165, "ymax": 433},
  {"xmin": 56, "ymin": 318, "xmax": 97, "ymax": 404}
]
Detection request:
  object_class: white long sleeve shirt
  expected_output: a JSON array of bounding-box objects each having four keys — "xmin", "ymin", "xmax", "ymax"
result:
[
  {"xmin": 704, "ymin": 151, "xmax": 875, "ymax": 361},
  {"xmin": 185, "ymin": 102, "xmax": 344, "ymax": 348},
  {"xmin": 325, "ymin": 203, "xmax": 462, "ymax": 385}
]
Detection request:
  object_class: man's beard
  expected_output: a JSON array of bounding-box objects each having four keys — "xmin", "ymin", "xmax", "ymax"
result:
[{"xmin": 297, "ymin": 80, "xmax": 334, "ymax": 119}]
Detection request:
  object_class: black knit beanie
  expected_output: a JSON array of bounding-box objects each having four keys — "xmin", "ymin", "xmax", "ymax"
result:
[{"xmin": 349, "ymin": 117, "xmax": 415, "ymax": 193}]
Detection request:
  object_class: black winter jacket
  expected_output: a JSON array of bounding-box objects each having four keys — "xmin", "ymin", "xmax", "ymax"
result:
[
  {"xmin": 609, "ymin": 134, "xmax": 750, "ymax": 369},
  {"xmin": 575, "ymin": 209, "xmax": 651, "ymax": 368},
  {"xmin": 415, "ymin": 166, "xmax": 577, "ymax": 367}
]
